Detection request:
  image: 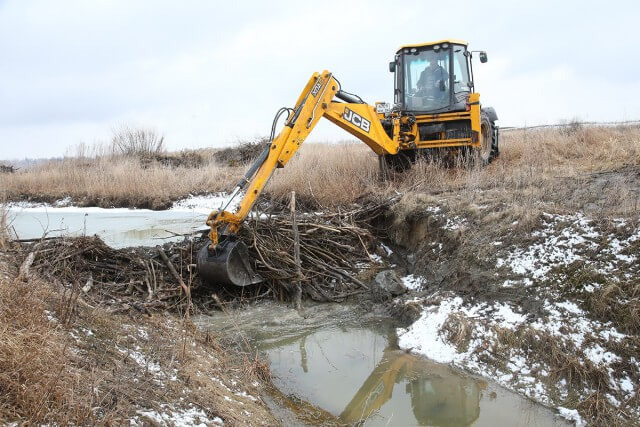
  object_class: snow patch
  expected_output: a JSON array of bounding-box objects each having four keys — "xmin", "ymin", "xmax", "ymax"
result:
[
  {"xmin": 443, "ymin": 216, "xmax": 466, "ymax": 231},
  {"xmin": 136, "ymin": 405, "xmax": 223, "ymax": 426},
  {"xmin": 557, "ymin": 407, "xmax": 585, "ymax": 426},
  {"xmin": 171, "ymin": 193, "xmax": 239, "ymax": 214},
  {"xmin": 583, "ymin": 344, "xmax": 621, "ymax": 366},
  {"xmin": 380, "ymin": 243, "xmax": 393, "ymax": 256},
  {"xmin": 369, "ymin": 253, "xmax": 383, "ymax": 263},
  {"xmin": 497, "ymin": 213, "xmax": 600, "ymax": 280},
  {"xmin": 401, "ymin": 274, "xmax": 425, "ymax": 290},
  {"xmin": 620, "ymin": 377, "xmax": 634, "ymax": 394},
  {"xmin": 397, "ymin": 297, "xmax": 463, "ymax": 363},
  {"xmin": 494, "ymin": 303, "xmax": 527, "ymax": 328}
]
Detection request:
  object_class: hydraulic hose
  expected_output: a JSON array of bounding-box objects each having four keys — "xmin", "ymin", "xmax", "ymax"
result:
[{"xmin": 235, "ymin": 143, "xmax": 270, "ymax": 190}]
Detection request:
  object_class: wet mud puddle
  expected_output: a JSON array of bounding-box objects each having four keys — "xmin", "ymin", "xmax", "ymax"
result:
[{"xmin": 195, "ymin": 303, "xmax": 568, "ymax": 426}]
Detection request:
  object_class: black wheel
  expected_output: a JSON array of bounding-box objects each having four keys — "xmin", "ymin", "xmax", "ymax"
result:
[
  {"xmin": 383, "ymin": 150, "xmax": 416, "ymax": 173},
  {"xmin": 479, "ymin": 114, "xmax": 493, "ymax": 164},
  {"xmin": 477, "ymin": 113, "xmax": 499, "ymax": 165}
]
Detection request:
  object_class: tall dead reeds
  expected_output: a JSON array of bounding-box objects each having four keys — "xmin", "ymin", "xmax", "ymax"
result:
[
  {"xmin": 0, "ymin": 204, "xmax": 8, "ymax": 251},
  {"xmin": 0, "ymin": 125, "xmax": 638, "ymax": 213},
  {"xmin": 267, "ymin": 142, "xmax": 378, "ymax": 207},
  {"xmin": 0, "ymin": 258, "xmax": 92, "ymax": 423}
]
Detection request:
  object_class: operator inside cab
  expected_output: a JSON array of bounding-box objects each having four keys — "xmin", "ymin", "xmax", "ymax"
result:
[{"xmin": 416, "ymin": 51, "xmax": 448, "ymax": 99}]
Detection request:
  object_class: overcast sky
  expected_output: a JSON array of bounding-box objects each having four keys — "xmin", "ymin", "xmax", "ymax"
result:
[{"xmin": 1, "ymin": 0, "xmax": 639, "ymax": 159}]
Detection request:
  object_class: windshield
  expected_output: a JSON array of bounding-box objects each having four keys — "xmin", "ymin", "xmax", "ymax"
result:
[
  {"xmin": 453, "ymin": 46, "xmax": 471, "ymax": 94},
  {"xmin": 404, "ymin": 47, "xmax": 451, "ymax": 111}
]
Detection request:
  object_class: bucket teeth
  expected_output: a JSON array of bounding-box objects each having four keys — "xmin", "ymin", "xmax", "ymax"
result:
[{"xmin": 197, "ymin": 238, "xmax": 263, "ymax": 287}]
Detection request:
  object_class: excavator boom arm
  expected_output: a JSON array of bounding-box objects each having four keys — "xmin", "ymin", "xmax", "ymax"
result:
[
  {"xmin": 199, "ymin": 71, "xmax": 401, "ymax": 287},
  {"xmin": 206, "ymin": 71, "xmax": 397, "ymax": 247}
]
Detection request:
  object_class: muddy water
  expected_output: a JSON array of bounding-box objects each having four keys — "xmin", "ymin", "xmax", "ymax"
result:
[
  {"xmin": 195, "ymin": 303, "xmax": 568, "ymax": 426},
  {"xmin": 7, "ymin": 206, "xmax": 207, "ymax": 248}
]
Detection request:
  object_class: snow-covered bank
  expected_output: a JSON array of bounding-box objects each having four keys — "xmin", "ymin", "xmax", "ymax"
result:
[
  {"xmin": 394, "ymin": 211, "xmax": 640, "ymax": 426},
  {"xmin": 170, "ymin": 193, "xmax": 240, "ymax": 214}
]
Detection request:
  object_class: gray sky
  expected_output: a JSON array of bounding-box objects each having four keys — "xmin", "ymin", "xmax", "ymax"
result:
[{"xmin": 1, "ymin": 0, "xmax": 639, "ymax": 159}]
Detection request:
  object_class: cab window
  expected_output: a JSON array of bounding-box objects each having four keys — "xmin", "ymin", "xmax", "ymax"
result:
[
  {"xmin": 403, "ymin": 48, "xmax": 450, "ymax": 112},
  {"xmin": 453, "ymin": 47, "xmax": 471, "ymax": 94}
]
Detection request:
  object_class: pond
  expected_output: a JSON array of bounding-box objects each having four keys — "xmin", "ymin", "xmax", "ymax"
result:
[{"xmin": 195, "ymin": 302, "xmax": 568, "ymax": 426}]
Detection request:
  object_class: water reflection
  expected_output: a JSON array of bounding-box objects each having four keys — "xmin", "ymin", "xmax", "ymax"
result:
[
  {"xmin": 341, "ymin": 348, "xmax": 485, "ymax": 425},
  {"xmin": 194, "ymin": 304, "xmax": 565, "ymax": 426},
  {"xmin": 259, "ymin": 323, "xmax": 564, "ymax": 427}
]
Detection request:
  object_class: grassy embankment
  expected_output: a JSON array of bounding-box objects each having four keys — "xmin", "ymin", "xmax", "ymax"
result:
[
  {"xmin": 0, "ymin": 205, "xmax": 280, "ymax": 424},
  {"xmin": 1, "ymin": 125, "xmax": 639, "ymax": 219}
]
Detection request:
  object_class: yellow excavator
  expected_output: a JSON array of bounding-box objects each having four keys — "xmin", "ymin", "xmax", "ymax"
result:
[{"xmin": 198, "ymin": 39, "xmax": 498, "ymax": 286}]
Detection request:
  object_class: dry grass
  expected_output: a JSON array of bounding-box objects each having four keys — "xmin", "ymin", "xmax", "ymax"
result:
[
  {"xmin": 1, "ymin": 125, "xmax": 639, "ymax": 213},
  {"xmin": 0, "ymin": 264, "xmax": 91, "ymax": 423},
  {"xmin": 0, "ymin": 156, "xmax": 237, "ymax": 209},
  {"xmin": 267, "ymin": 142, "xmax": 378, "ymax": 206},
  {"xmin": 413, "ymin": 126, "xmax": 636, "ymax": 198},
  {"xmin": 0, "ymin": 204, "xmax": 8, "ymax": 251},
  {"xmin": 493, "ymin": 324, "xmax": 638, "ymax": 426},
  {"xmin": 441, "ymin": 312, "xmax": 472, "ymax": 352},
  {"xmin": 0, "ymin": 246, "xmax": 277, "ymax": 424},
  {"xmin": 386, "ymin": 125, "xmax": 640, "ymax": 225}
]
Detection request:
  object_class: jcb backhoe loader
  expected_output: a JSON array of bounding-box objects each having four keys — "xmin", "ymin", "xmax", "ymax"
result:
[{"xmin": 197, "ymin": 39, "xmax": 498, "ymax": 287}]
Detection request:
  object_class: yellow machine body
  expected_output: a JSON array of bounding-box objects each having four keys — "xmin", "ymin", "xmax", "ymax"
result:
[{"xmin": 200, "ymin": 40, "xmax": 498, "ymax": 287}]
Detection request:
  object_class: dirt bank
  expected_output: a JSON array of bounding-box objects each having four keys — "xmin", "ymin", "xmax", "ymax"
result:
[{"xmin": 380, "ymin": 168, "xmax": 640, "ymax": 426}]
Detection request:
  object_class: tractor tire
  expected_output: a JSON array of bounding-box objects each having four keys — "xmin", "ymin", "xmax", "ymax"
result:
[
  {"xmin": 383, "ymin": 150, "xmax": 416, "ymax": 173},
  {"xmin": 478, "ymin": 113, "xmax": 499, "ymax": 165}
]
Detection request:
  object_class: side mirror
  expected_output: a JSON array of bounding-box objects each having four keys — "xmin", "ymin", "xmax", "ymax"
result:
[
  {"xmin": 479, "ymin": 51, "xmax": 488, "ymax": 63},
  {"xmin": 389, "ymin": 61, "xmax": 396, "ymax": 72}
]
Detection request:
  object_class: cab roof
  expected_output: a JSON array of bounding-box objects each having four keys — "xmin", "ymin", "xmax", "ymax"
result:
[{"xmin": 397, "ymin": 39, "xmax": 468, "ymax": 52}]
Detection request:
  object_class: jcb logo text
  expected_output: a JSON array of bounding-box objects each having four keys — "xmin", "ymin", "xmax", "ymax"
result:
[{"xmin": 343, "ymin": 107, "xmax": 370, "ymax": 133}]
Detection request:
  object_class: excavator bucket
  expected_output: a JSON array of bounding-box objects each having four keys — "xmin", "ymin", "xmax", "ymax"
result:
[{"xmin": 197, "ymin": 238, "xmax": 263, "ymax": 287}]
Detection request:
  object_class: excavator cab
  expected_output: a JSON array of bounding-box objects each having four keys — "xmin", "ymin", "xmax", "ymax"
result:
[
  {"xmin": 389, "ymin": 40, "xmax": 485, "ymax": 115},
  {"xmin": 384, "ymin": 39, "xmax": 497, "ymax": 169}
]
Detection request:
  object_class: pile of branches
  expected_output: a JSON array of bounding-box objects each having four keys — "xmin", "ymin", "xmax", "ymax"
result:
[
  {"xmin": 17, "ymin": 198, "xmax": 394, "ymax": 312},
  {"xmin": 0, "ymin": 164, "xmax": 16, "ymax": 173},
  {"xmin": 23, "ymin": 236, "xmax": 198, "ymax": 315},
  {"xmin": 241, "ymin": 198, "xmax": 393, "ymax": 302},
  {"xmin": 140, "ymin": 151, "xmax": 206, "ymax": 169},
  {"xmin": 213, "ymin": 138, "xmax": 268, "ymax": 166}
]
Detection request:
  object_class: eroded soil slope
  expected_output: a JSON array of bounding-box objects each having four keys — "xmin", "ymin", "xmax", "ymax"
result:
[{"xmin": 384, "ymin": 166, "xmax": 640, "ymax": 426}]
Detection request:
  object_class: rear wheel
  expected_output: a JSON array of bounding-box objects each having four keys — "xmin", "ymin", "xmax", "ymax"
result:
[
  {"xmin": 383, "ymin": 150, "xmax": 416, "ymax": 173},
  {"xmin": 479, "ymin": 114, "xmax": 493, "ymax": 164},
  {"xmin": 478, "ymin": 113, "xmax": 499, "ymax": 165}
]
